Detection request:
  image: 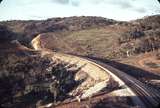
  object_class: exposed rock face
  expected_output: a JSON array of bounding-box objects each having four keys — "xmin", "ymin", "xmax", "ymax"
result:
[
  {"xmin": 31, "ymin": 34, "xmax": 42, "ymax": 50},
  {"xmin": 0, "ymin": 42, "xmax": 81, "ymax": 108}
]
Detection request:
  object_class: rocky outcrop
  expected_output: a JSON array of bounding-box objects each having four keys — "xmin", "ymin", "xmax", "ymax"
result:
[{"xmin": 31, "ymin": 34, "xmax": 42, "ymax": 50}]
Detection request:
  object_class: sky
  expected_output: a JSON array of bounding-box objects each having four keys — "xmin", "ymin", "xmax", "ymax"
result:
[{"xmin": 0, "ymin": 0, "xmax": 160, "ymax": 21}]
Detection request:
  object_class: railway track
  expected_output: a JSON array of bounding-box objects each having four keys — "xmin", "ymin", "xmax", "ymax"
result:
[
  {"xmin": 49, "ymin": 52, "xmax": 160, "ymax": 108},
  {"xmin": 84, "ymin": 57, "xmax": 160, "ymax": 108},
  {"xmin": 31, "ymin": 37, "xmax": 160, "ymax": 108}
]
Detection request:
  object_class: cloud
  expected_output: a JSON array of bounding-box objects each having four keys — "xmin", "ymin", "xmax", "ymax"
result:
[
  {"xmin": 71, "ymin": 0, "xmax": 80, "ymax": 6},
  {"xmin": 51, "ymin": 0, "xmax": 80, "ymax": 6},
  {"xmin": 88, "ymin": 0, "xmax": 105, "ymax": 4},
  {"xmin": 107, "ymin": 0, "xmax": 133, "ymax": 9},
  {"xmin": 79, "ymin": 0, "xmax": 133, "ymax": 9},
  {"xmin": 135, "ymin": 8, "xmax": 146, "ymax": 13},
  {"xmin": 50, "ymin": 0, "xmax": 135, "ymax": 9},
  {"xmin": 106, "ymin": 0, "xmax": 147, "ymax": 13},
  {"xmin": 119, "ymin": 2, "xmax": 132, "ymax": 9},
  {"xmin": 51, "ymin": 0, "xmax": 69, "ymax": 5},
  {"xmin": 49, "ymin": 0, "xmax": 155, "ymax": 15},
  {"xmin": 0, "ymin": 0, "xmax": 159, "ymax": 21}
]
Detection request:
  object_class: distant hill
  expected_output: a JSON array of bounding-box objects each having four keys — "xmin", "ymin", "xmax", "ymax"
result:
[
  {"xmin": 0, "ymin": 16, "xmax": 116, "ymax": 41},
  {"xmin": 0, "ymin": 15, "xmax": 160, "ymax": 59}
]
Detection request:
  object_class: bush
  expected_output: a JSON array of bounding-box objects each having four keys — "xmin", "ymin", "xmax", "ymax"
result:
[
  {"xmin": 135, "ymin": 36, "xmax": 160, "ymax": 53},
  {"xmin": 118, "ymin": 29, "xmax": 145, "ymax": 44}
]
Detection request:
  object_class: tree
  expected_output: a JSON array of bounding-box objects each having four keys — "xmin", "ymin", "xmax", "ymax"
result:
[{"xmin": 0, "ymin": 0, "xmax": 2, "ymax": 3}]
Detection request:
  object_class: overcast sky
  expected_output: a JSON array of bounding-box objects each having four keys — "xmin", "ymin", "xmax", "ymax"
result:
[{"xmin": 0, "ymin": 0, "xmax": 160, "ymax": 21}]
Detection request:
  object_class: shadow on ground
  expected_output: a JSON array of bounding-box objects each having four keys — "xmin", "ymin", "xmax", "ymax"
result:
[
  {"xmin": 84, "ymin": 56, "xmax": 160, "ymax": 90},
  {"xmin": 87, "ymin": 56, "xmax": 160, "ymax": 79}
]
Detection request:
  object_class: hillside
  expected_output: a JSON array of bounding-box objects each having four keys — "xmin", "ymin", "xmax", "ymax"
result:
[
  {"xmin": 0, "ymin": 15, "xmax": 160, "ymax": 74},
  {"xmin": 0, "ymin": 16, "xmax": 116, "ymax": 43},
  {"xmin": 0, "ymin": 15, "xmax": 160, "ymax": 108}
]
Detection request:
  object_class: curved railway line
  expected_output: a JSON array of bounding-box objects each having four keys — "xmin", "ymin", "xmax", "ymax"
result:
[
  {"xmin": 52, "ymin": 53, "xmax": 160, "ymax": 108},
  {"xmin": 86, "ymin": 57, "xmax": 160, "ymax": 108},
  {"xmin": 31, "ymin": 36, "xmax": 160, "ymax": 108}
]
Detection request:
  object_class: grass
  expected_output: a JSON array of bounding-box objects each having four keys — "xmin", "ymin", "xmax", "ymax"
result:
[{"xmin": 61, "ymin": 27, "xmax": 122, "ymax": 57}]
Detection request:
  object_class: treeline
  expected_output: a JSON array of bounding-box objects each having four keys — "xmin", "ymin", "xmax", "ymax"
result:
[
  {"xmin": 118, "ymin": 27, "xmax": 160, "ymax": 54},
  {"xmin": 135, "ymin": 35, "xmax": 160, "ymax": 53},
  {"xmin": 118, "ymin": 28, "xmax": 145, "ymax": 44}
]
